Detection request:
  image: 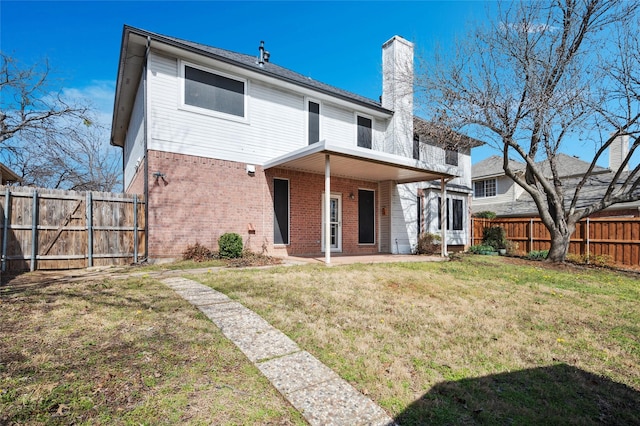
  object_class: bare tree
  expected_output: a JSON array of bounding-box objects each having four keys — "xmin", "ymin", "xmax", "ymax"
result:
[
  {"xmin": 0, "ymin": 54, "xmax": 121, "ymax": 192},
  {"xmin": 416, "ymin": 0, "xmax": 640, "ymax": 262}
]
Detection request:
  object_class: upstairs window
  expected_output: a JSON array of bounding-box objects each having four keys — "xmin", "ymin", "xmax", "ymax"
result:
[
  {"xmin": 183, "ymin": 64, "xmax": 246, "ymax": 118},
  {"xmin": 308, "ymin": 101, "xmax": 320, "ymax": 145},
  {"xmin": 445, "ymin": 145, "xmax": 458, "ymax": 166},
  {"xmin": 357, "ymin": 116, "xmax": 372, "ymax": 149},
  {"xmin": 474, "ymin": 179, "xmax": 497, "ymax": 198},
  {"xmin": 413, "ymin": 134, "xmax": 420, "ymax": 160}
]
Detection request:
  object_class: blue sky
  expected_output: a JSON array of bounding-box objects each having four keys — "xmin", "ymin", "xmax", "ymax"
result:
[{"xmin": 3, "ymin": 1, "xmax": 496, "ymax": 162}]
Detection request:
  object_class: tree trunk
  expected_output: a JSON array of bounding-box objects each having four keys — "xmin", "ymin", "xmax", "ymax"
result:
[{"xmin": 546, "ymin": 220, "xmax": 576, "ymax": 263}]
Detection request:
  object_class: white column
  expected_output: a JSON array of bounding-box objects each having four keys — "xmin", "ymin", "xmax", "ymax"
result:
[
  {"xmin": 441, "ymin": 178, "xmax": 448, "ymax": 257},
  {"xmin": 325, "ymin": 154, "xmax": 331, "ymax": 265}
]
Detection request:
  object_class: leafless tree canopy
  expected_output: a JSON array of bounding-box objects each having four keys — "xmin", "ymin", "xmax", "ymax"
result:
[
  {"xmin": 0, "ymin": 53, "xmax": 120, "ymax": 192},
  {"xmin": 416, "ymin": 0, "xmax": 640, "ymax": 262}
]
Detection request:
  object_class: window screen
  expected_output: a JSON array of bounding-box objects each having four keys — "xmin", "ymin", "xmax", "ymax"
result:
[
  {"xmin": 358, "ymin": 190, "xmax": 375, "ymax": 244},
  {"xmin": 357, "ymin": 116, "xmax": 372, "ymax": 149},
  {"xmin": 308, "ymin": 101, "xmax": 320, "ymax": 144},
  {"xmin": 184, "ymin": 65, "xmax": 244, "ymax": 117},
  {"xmin": 273, "ymin": 179, "xmax": 289, "ymax": 244},
  {"xmin": 452, "ymin": 199, "xmax": 463, "ymax": 231}
]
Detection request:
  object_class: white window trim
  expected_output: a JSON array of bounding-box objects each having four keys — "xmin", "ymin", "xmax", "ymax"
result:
[
  {"xmin": 358, "ymin": 188, "xmax": 376, "ymax": 246},
  {"xmin": 473, "ymin": 178, "xmax": 497, "ymax": 199},
  {"xmin": 354, "ymin": 112, "xmax": 374, "ymax": 148},
  {"xmin": 305, "ymin": 97, "xmax": 322, "ymax": 145},
  {"xmin": 273, "ymin": 177, "xmax": 290, "ymax": 246},
  {"xmin": 178, "ymin": 59, "xmax": 249, "ymax": 123}
]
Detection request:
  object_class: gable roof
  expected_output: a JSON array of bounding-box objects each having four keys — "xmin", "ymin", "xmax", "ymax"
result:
[
  {"xmin": 0, "ymin": 162, "xmax": 21, "ymax": 184},
  {"xmin": 472, "ymin": 154, "xmax": 609, "ymax": 180},
  {"xmin": 472, "ymin": 170, "xmax": 640, "ymax": 217},
  {"xmin": 472, "ymin": 155, "xmax": 525, "ymax": 179},
  {"xmin": 111, "ymin": 25, "xmax": 391, "ymax": 147}
]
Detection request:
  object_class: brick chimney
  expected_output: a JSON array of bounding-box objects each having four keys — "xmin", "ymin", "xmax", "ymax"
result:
[
  {"xmin": 609, "ymin": 134, "xmax": 629, "ymax": 172},
  {"xmin": 382, "ymin": 36, "xmax": 414, "ymax": 157}
]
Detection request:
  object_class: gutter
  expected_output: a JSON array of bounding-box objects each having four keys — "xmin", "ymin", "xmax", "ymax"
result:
[{"xmin": 143, "ymin": 35, "xmax": 150, "ymax": 261}]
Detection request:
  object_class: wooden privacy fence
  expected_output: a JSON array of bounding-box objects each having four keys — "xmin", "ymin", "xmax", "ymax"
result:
[
  {"xmin": 472, "ymin": 217, "xmax": 640, "ymax": 267},
  {"xmin": 1, "ymin": 186, "xmax": 145, "ymax": 271}
]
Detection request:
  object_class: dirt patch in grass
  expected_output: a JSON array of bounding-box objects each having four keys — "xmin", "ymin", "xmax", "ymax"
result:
[
  {"xmin": 0, "ymin": 275, "xmax": 304, "ymax": 425},
  {"xmin": 197, "ymin": 258, "xmax": 640, "ymax": 424}
]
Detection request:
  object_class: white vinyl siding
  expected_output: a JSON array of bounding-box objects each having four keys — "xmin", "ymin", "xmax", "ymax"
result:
[
  {"xmin": 123, "ymin": 76, "xmax": 145, "ymax": 190},
  {"xmin": 147, "ymin": 52, "xmax": 305, "ymax": 164},
  {"xmin": 145, "ymin": 51, "xmax": 394, "ymax": 166}
]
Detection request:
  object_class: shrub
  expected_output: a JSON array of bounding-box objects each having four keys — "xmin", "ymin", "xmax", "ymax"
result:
[
  {"xmin": 182, "ymin": 242, "xmax": 213, "ymax": 262},
  {"xmin": 482, "ymin": 226, "xmax": 507, "ymax": 250},
  {"xmin": 218, "ymin": 233, "xmax": 243, "ymax": 259},
  {"xmin": 415, "ymin": 233, "xmax": 441, "ymax": 255},
  {"xmin": 526, "ymin": 250, "xmax": 549, "ymax": 261},
  {"xmin": 474, "ymin": 211, "xmax": 497, "ymax": 219},
  {"xmin": 469, "ymin": 244, "xmax": 495, "ymax": 254}
]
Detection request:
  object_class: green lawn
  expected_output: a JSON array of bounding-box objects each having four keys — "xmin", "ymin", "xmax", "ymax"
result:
[
  {"xmin": 0, "ymin": 274, "xmax": 304, "ymax": 425},
  {"xmin": 193, "ymin": 256, "xmax": 640, "ymax": 425},
  {"xmin": 2, "ymin": 256, "xmax": 638, "ymax": 425}
]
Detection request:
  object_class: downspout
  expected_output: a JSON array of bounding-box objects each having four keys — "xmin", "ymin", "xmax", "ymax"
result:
[{"xmin": 143, "ymin": 36, "xmax": 151, "ymax": 261}]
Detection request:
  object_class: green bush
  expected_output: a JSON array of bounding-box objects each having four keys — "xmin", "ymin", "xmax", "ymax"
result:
[
  {"xmin": 482, "ymin": 226, "xmax": 507, "ymax": 250},
  {"xmin": 415, "ymin": 233, "xmax": 441, "ymax": 255},
  {"xmin": 218, "ymin": 233, "xmax": 243, "ymax": 259},
  {"xmin": 526, "ymin": 250, "xmax": 549, "ymax": 261},
  {"xmin": 474, "ymin": 211, "xmax": 497, "ymax": 219},
  {"xmin": 469, "ymin": 244, "xmax": 496, "ymax": 254}
]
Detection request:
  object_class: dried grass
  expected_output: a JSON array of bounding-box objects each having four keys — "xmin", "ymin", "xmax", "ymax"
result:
[{"xmin": 199, "ymin": 257, "xmax": 640, "ymax": 423}]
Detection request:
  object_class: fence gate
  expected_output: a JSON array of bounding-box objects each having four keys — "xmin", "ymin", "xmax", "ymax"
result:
[{"xmin": 1, "ymin": 186, "xmax": 145, "ymax": 272}]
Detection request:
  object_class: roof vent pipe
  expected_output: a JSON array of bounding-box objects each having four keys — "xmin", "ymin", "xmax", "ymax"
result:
[{"xmin": 258, "ymin": 41, "xmax": 270, "ymax": 67}]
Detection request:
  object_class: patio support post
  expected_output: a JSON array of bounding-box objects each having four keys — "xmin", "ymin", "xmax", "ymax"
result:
[
  {"xmin": 325, "ymin": 154, "xmax": 331, "ymax": 265},
  {"xmin": 440, "ymin": 178, "xmax": 448, "ymax": 257}
]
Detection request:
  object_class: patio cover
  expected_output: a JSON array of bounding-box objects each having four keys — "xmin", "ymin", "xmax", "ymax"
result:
[{"xmin": 264, "ymin": 141, "xmax": 457, "ymax": 263}]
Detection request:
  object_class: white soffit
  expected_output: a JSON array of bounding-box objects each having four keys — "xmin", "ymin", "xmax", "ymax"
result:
[{"xmin": 264, "ymin": 141, "xmax": 457, "ymax": 183}]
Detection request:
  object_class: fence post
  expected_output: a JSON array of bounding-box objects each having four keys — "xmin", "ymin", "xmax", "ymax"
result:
[
  {"xmin": 529, "ymin": 218, "xmax": 534, "ymax": 253},
  {"xmin": 133, "ymin": 194, "xmax": 138, "ymax": 263},
  {"xmin": 586, "ymin": 217, "xmax": 590, "ymax": 264},
  {"xmin": 2, "ymin": 187, "xmax": 10, "ymax": 273},
  {"xmin": 31, "ymin": 190, "xmax": 38, "ymax": 272},
  {"xmin": 86, "ymin": 192, "xmax": 93, "ymax": 268}
]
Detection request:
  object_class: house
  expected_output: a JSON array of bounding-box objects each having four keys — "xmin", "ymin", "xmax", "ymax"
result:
[
  {"xmin": 471, "ymin": 136, "xmax": 640, "ymax": 218},
  {"xmin": 0, "ymin": 163, "xmax": 21, "ymax": 185},
  {"xmin": 110, "ymin": 26, "xmax": 479, "ymax": 262}
]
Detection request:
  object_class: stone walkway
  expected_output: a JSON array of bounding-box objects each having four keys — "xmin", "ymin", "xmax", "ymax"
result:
[{"xmin": 162, "ymin": 276, "xmax": 395, "ymax": 426}]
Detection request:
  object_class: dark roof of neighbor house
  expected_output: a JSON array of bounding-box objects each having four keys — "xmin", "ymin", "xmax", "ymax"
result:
[
  {"xmin": 472, "ymin": 153, "xmax": 609, "ymax": 180},
  {"xmin": 472, "ymin": 155, "xmax": 525, "ymax": 179},
  {"xmin": 472, "ymin": 171, "xmax": 640, "ymax": 217},
  {"xmin": 0, "ymin": 162, "xmax": 21, "ymax": 184}
]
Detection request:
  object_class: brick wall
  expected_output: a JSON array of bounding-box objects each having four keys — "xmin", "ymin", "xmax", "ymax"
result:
[
  {"xmin": 267, "ymin": 168, "xmax": 380, "ymax": 256},
  {"xmin": 135, "ymin": 150, "xmax": 383, "ymax": 259}
]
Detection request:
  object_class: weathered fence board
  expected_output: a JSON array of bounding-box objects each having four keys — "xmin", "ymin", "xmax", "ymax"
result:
[
  {"xmin": 472, "ymin": 217, "xmax": 640, "ymax": 267},
  {"xmin": 0, "ymin": 186, "xmax": 145, "ymax": 271}
]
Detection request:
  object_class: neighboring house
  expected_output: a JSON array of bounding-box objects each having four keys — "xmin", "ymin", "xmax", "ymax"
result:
[
  {"xmin": 110, "ymin": 26, "xmax": 479, "ymax": 262},
  {"xmin": 0, "ymin": 163, "xmax": 21, "ymax": 185},
  {"xmin": 471, "ymin": 137, "xmax": 640, "ymax": 217}
]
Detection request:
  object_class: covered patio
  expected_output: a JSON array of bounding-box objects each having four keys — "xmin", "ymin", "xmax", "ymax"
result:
[{"xmin": 264, "ymin": 140, "xmax": 457, "ymax": 264}]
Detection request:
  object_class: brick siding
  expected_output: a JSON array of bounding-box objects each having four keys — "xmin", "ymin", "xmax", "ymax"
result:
[{"xmin": 130, "ymin": 150, "xmax": 383, "ymax": 259}]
